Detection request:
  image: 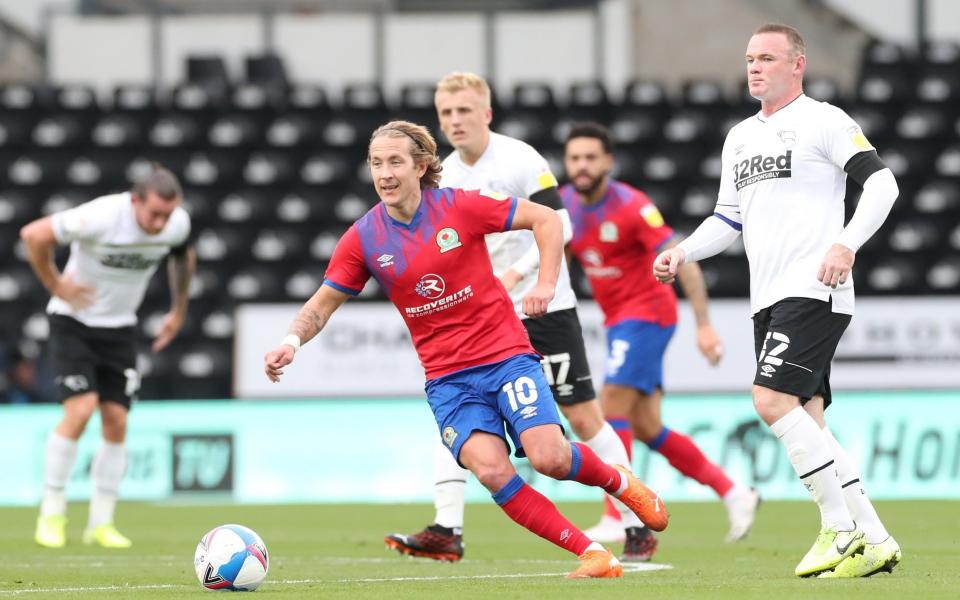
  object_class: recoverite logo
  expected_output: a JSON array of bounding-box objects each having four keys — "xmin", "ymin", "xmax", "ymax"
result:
[
  {"xmin": 408, "ymin": 274, "xmax": 474, "ymax": 317},
  {"xmin": 733, "ymin": 150, "xmax": 792, "ymax": 190}
]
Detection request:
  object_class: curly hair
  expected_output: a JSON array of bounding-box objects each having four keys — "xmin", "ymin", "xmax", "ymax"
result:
[{"xmin": 368, "ymin": 120, "xmax": 443, "ymax": 189}]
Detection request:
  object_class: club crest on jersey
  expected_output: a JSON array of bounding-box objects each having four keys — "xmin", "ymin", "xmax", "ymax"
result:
[
  {"xmin": 777, "ymin": 129, "xmax": 797, "ymax": 148},
  {"xmin": 599, "ymin": 221, "xmax": 619, "ymax": 242},
  {"xmin": 442, "ymin": 426, "xmax": 459, "ymax": 448},
  {"xmin": 733, "ymin": 150, "xmax": 792, "ymax": 190},
  {"xmin": 377, "ymin": 254, "xmax": 394, "ymax": 268},
  {"xmin": 847, "ymin": 125, "xmax": 872, "ymax": 151},
  {"xmin": 436, "ymin": 227, "xmax": 462, "ymax": 253},
  {"xmin": 415, "ymin": 273, "xmax": 446, "ymax": 299}
]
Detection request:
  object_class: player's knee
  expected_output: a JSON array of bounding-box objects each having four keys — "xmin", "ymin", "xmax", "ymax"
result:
[
  {"xmin": 468, "ymin": 456, "xmax": 515, "ymax": 492},
  {"xmin": 752, "ymin": 386, "xmax": 794, "ymax": 425},
  {"xmin": 62, "ymin": 394, "xmax": 97, "ymax": 428},
  {"xmin": 526, "ymin": 444, "xmax": 570, "ymax": 479},
  {"xmin": 632, "ymin": 420, "xmax": 661, "ymax": 445}
]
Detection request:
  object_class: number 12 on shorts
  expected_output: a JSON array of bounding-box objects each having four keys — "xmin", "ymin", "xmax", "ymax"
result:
[
  {"xmin": 759, "ymin": 331, "xmax": 790, "ymax": 366},
  {"xmin": 502, "ymin": 376, "xmax": 539, "ymax": 412}
]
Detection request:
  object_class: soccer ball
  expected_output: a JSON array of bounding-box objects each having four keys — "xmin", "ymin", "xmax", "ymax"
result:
[{"xmin": 194, "ymin": 524, "xmax": 269, "ymax": 591}]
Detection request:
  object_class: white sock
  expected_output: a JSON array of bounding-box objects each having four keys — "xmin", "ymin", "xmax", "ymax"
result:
[
  {"xmin": 40, "ymin": 432, "xmax": 78, "ymax": 517},
  {"xmin": 433, "ymin": 436, "xmax": 468, "ymax": 530},
  {"xmin": 87, "ymin": 441, "xmax": 127, "ymax": 530},
  {"xmin": 722, "ymin": 482, "xmax": 750, "ymax": 505},
  {"xmin": 769, "ymin": 407, "xmax": 853, "ymax": 531},
  {"xmin": 822, "ymin": 427, "xmax": 890, "ymax": 544},
  {"xmin": 583, "ymin": 423, "xmax": 643, "ymax": 528}
]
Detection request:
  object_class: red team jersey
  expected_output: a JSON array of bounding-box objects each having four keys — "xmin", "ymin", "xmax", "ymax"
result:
[
  {"xmin": 561, "ymin": 180, "xmax": 678, "ymax": 327},
  {"xmin": 323, "ymin": 188, "xmax": 535, "ymax": 379}
]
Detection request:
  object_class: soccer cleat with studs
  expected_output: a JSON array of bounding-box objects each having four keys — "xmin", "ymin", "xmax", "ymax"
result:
[
  {"xmin": 566, "ymin": 548, "xmax": 623, "ymax": 578},
  {"xmin": 818, "ymin": 536, "xmax": 901, "ymax": 578},
  {"xmin": 35, "ymin": 514, "xmax": 67, "ymax": 548},
  {"xmin": 611, "ymin": 465, "xmax": 669, "ymax": 532},
  {"xmin": 620, "ymin": 526, "xmax": 658, "ymax": 563},
  {"xmin": 384, "ymin": 524, "xmax": 464, "ymax": 562},
  {"xmin": 83, "ymin": 523, "xmax": 132, "ymax": 548},
  {"xmin": 795, "ymin": 526, "xmax": 864, "ymax": 577}
]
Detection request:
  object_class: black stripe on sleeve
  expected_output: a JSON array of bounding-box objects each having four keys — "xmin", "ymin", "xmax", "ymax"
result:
[
  {"xmin": 843, "ymin": 150, "xmax": 886, "ymax": 187},
  {"xmin": 528, "ymin": 187, "xmax": 563, "ymax": 210}
]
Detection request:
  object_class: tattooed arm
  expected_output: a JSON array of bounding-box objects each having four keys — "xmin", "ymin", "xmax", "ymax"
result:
[{"xmin": 263, "ymin": 285, "xmax": 351, "ymax": 383}]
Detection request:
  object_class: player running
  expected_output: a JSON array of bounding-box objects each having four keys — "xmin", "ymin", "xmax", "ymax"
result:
[
  {"xmin": 264, "ymin": 120, "xmax": 668, "ymax": 579},
  {"xmin": 654, "ymin": 24, "xmax": 900, "ymax": 577},
  {"xmin": 384, "ymin": 72, "xmax": 651, "ymax": 563},
  {"xmin": 561, "ymin": 122, "xmax": 761, "ymax": 550}
]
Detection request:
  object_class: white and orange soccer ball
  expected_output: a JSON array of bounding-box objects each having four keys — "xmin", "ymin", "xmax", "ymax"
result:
[{"xmin": 194, "ymin": 524, "xmax": 269, "ymax": 591}]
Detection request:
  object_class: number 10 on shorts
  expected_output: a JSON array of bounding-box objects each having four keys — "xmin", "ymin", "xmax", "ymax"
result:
[{"xmin": 502, "ymin": 376, "xmax": 539, "ymax": 412}]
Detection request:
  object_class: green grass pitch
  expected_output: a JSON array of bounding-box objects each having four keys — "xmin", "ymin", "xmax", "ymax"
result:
[{"xmin": 0, "ymin": 500, "xmax": 956, "ymax": 599}]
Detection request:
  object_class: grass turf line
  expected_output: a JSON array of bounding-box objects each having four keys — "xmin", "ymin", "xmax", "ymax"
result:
[{"xmin": 0, "ymin": 500, "xmax": 956, "ymax": 599}]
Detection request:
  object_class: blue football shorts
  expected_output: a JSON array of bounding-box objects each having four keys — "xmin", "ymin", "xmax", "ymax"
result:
[
  {"xmin": 425, "ymin": 353, "xmax": 563, "ymax": 464},
  {"xmin": 604, "ymin": 319, "xmax": 676, "ymax": 395}
]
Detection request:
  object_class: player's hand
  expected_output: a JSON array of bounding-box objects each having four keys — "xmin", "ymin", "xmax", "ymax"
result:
[
  {"xmin": 522, "ymin": 283, "xmax": 554, "ymax": 318},
  {"xmin": 696, "ymin": 324, "xmax": 724, "ymax": 366},
  {"xmin": 653, "ymin": 248, "xmax": 686, "ymax": 284},
  {"xmin": 817, "ymin": 243, "xmax": 855, "ymax": 289},
  {"xmin": 151, "ymin": 310, "xmax": 185, "ymax": 352},
  {"xmin": 264, "ymin": 345, "xmax": 296, "ymax": 383},
  {"xmin": 53, "ymin": 275, "xmax": 95, "ymax": 310},
  {"xmin": 499, "ymin": 268, "xmax": 524, "ymax": 292}
]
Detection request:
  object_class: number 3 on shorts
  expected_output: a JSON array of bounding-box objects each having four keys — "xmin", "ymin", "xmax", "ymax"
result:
[{"xmin": 502, "ymin": 376, "xmax": 539, "ymax": 412}]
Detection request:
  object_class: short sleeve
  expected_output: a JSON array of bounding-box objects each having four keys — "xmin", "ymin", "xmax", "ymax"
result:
[
  {"xmin": 168, "ymin": 208, "xmax": 192, "ymax": 254},
  {"xmin": 322, "ymin": 226, "xmax": 370, "ymax": 296},
  {"xmin": 632, "ymin": 193, "xmax": 674, "ymax": 251},
  {"xmin": 513, "ymin": 144, "xmax": 559, "ymax": 198},
  {"xmin": 456, "ymin": 189, "xmax": 519, "ymax": 236},
  {"xmin": 821, "ymin": 106, "xmax": 875, "ymax": 170},
  {"xmin": 51, "ymin": 198, "xmax": 115, "ymax": 244}
]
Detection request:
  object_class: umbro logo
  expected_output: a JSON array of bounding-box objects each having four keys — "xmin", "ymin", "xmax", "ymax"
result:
[
  {"xmin": 377, "ymin": 254, "xmax": 394, "ymax": 268},
  {"xmin": 519, "ymin": 405, "xmax": 539, "ymax": 419}
]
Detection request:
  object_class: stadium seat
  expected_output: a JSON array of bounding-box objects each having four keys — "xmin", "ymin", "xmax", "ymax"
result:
[
  {"xmin": 91, "ymin": 114, "xmax": 146, "ymax": 148},
  {"xmin": 914, "ymin": 180, "xmax": 960, "ymax": 215},
  {"xmin": 397, "ymin": 82, "xmax": 438, "ymax": 125},
  {"xmin": 245, "ymin": 53, "xmax": 289, "ymax": 89},
  {"xmin": 276, "ymin": 188, "xmax": 339, "ymax": 224},
  {"xmin": 567, "ymin": 80, "xmax": 613, "ymax": 123},
  {"xmin": 886, "ymin": 218, "xmax": 942, "ymax": 254},
  {"xmin": 184, "ymin": 55, "xmax": 232, "ymax": 105},
  {"xmin": 242, "ymin": 152, "xmax": 298, "ymax": 186},
  {"xmin": 284, "ymin": 266, "xmax": 328, "ymax": 300},
  {"xmin": 264, "ymin": 113, "xmax": 325, "ymax": 148},
  {"xmin": 227, "ymin": 267, "xmax": 283, "ymax": 302},
  {"xmin": 148, "ymin": 113, "xmax": 204, "ymax": 148},
  {"xmin": 932, "ymin": 145, "xmax": 960, "ymax": 177},
  {"xmin": 182, "ymin": 151, "xmax": 244, "ymax": 188},
  {"xmin": 865, "ymin": 256, "xmax": 924, "ymax": 293},
  {"xmin": 207, "ymin": 113, "xmax": 262, "ymax": 148},
  {"xmin": 927, "ymin": 254, "xmax": 960, "ymax": 292},
  {"xmin": 250, "ymin": 228, "xmax": 305, "ymax": 263},
  {"xmin": 804, "ymin": 76, "xmax": 843, "ymax": 105}
]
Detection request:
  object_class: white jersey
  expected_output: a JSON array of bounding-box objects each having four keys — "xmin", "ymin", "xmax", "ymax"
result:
[
  {"xmin": 48, "ymin": 192, "xmax": 191, "ymax": 327},
  {"xmin": 440, "ymin": 131, "xmax": 577, "ymax": 318},
  {"xmin": 715, "ymin": 94, "xmax": 873, "ymax": 316}
]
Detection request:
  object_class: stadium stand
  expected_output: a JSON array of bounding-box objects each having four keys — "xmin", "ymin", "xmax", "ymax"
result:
[{"xmin": 1, "ymin": 41, "xmax": 956, "ymax": 399}]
